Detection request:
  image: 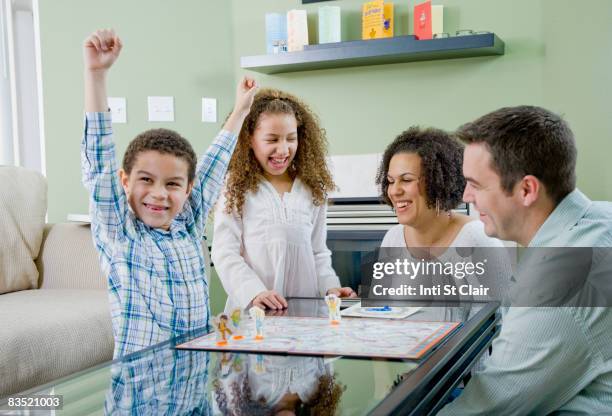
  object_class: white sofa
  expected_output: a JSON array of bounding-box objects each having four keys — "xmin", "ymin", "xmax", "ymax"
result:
[{"xmin": 0, "ymin": 166, "xmax": 113, "ymax": 397}]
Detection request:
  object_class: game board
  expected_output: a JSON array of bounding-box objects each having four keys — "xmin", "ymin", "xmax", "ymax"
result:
[{"xmin": 176, "ymin": 316, "xmax": 460, "ymax": 360}]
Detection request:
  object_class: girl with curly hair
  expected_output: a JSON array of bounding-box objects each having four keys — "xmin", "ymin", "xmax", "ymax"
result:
[{"xmin": 212, "ymin": 89, "xmax": 356, "ymax": 311}]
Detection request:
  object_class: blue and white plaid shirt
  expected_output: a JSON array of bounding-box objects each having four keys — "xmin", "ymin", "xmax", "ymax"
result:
[
  {"xmin": 81, "ymin": 112, "xmax": 236, "ymax": 358},
  {"xmin": 104, "ymin": 346, "xmax": 212, "ymax": 415}
]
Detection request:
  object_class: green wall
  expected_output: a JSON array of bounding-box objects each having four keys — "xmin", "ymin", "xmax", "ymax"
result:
[{"xmin": 39, "ymin": 0, "xmax": 236, "ymax": 223}]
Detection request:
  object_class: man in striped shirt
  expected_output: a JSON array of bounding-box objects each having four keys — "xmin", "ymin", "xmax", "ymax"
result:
[
  {"xmin": 439, "ymin": 106, "xmax": 612, "ymax": 414},
  {"xmin": 81, "ymin": 29, "xmax": 257, "ymax": 357}
]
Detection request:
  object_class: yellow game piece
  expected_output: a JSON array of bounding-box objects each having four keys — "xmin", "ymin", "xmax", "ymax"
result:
[
  {"xmin": 213, "ymin": 313, "xmax": 233, "ymax": 346},
  {"xmin": 230, "ymin": 308, "xmax": 245, "ymax": 340},
  {"xmin": 325, "ymin": 294, "xmax": 342, "ymax": 325}
]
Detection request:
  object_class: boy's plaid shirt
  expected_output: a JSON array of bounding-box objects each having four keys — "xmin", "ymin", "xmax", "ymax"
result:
[
  {"xmin": 81, "ymin": 112, "xmax": 236, "ymax": 358},
  {"xmin": 104, "ymin": 345, "xmax": 212, "ymax": 415}
]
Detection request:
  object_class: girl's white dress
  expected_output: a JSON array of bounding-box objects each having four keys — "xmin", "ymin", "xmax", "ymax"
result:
[{"xmin": 212, "ymin": 178, "xmax": 340, "ymax": 311}]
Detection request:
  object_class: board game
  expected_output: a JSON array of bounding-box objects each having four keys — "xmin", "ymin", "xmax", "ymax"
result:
[{"xmin": 176, "ymin": 316, "xmax": 460, "ymax": 360}]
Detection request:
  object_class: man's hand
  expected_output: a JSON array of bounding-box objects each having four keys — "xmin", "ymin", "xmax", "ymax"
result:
[
  {"xmin": 83, "ymin": 29, "xmax": 122, "ymax": 72},
  {"xmin": 327, "ymin": 287, "xmax": 358, "ymax": 298},
  {"xmin": 252, "ymin": 290, "xmax": 288, "ymax": 310}
]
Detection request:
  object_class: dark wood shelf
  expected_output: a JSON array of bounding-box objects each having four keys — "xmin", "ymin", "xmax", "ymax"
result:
[{"xmin": 241, "ymin": 33, "xmax": 504, "ymax": 74}]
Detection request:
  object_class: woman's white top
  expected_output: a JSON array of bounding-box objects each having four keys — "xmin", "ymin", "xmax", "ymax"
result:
[
  {"xmin": 212, "ymin": 178, "xmax": 340, "ymax": 311},
  {"xmin": 381, "ymin": 220, "xmax": 495, "ymax": 248},
  {"xmin": 380, "ymin": 220, "xmax": 512, "ymax": 303}
]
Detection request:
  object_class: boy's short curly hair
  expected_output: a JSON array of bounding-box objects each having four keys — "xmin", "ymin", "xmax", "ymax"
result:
[
  {"xmin": 122, "ymin": 128, "xmax": 197, "ymax": 182},
  {"xmin": 376, "ymin": 126, "xmax": 465, "ymax": 212}
]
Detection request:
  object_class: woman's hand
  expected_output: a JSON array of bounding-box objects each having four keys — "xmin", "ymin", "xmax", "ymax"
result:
[
  {"xmin": 327, "ymin": 287, "xmax": 358, "ymax": 298},
  {"xmin": 252, "ymin": 290, "xmax": 288, "ymax": 310}
]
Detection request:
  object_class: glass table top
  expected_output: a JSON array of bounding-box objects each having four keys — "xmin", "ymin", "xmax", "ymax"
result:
[{"xmin": 3, "ymin": 299, "xmax": 495, "ymax": 416}]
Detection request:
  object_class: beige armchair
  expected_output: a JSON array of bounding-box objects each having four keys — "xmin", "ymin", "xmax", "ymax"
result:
[{"xmin": 0, "ymin": 166, "xmax": 113, "ymax": 398}]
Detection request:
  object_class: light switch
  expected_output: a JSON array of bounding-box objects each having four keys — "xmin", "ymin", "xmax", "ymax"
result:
[
  {"xmin": 148, "ymin": 96, "xmax": 174, "ymax": 122},
  {"xmin": 108, "ymin": 97, "xmax": 127, "ymax": 123},
  {"xmin": 202, "ymin": 97, "xmax": 217, "ymax": 123}
]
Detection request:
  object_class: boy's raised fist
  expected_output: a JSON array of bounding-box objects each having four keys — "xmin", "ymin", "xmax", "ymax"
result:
[{"xmin": 83, "ymin": 29, "xmax": 122, "ymax": 72}]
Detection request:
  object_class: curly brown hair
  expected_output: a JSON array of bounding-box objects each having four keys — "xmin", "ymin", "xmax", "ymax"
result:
[
  {"xmin": 123, "ymin": 128, "xmax": 197, "ymax": 182},
  {"xmin": 376, "ymin": 126, "xmax": 465, "ymax": 212},
  {"xmin": 224, "ymin": 89, "xmax": 335, "ymax": 216},
  {"xmin": 214, "ymin": 372, "xmax": 345, "ymax": 416}
]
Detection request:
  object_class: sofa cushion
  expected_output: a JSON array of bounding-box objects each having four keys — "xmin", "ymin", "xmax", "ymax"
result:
[
  {"xmin": 37, "ymin": 223, "xmax": 106, "ymax": 290},
  {"xmin": 0, "ymin": 289, "xmax": 114, "ymax": 397},
  {"xmin": 0, "ymin": 166, "xmax": 47, "ymax": 294}
]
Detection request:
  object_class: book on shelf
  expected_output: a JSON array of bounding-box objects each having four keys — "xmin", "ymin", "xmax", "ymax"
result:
[
  {"xmin": 265, "ymin": 13, "xmax": 287, "ymax": 54},
  {"xmin": 414, "ymin": 0, "xmax": 432, "ymax": 40},
  {"xmin": 383, "ymin": 2, "xmax": 394, "ymax": 38},
  {"xmin": 362, "ymin": 0, "xmax": 394, "ymax": 40},
  {"xmin": 362, "ymin": 0, "xmax": 382, "ymax": 40},
  {"xmin": 318, "ymin": 5, "xmax": 341, "ymax": 44},
  {"xmin": 287, "ymin": 9, "xmax": 309, "ymax": 52},
  {"xmin": 432, "ymin": 5, "xmax": 444, "ymax": 36}
]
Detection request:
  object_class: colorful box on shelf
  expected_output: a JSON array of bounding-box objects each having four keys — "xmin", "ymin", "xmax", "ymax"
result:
[
  {"xmin": 414, "ymin": 1, "xmax": 444, "ymax": 40},
  {"xmin": 318, "ymin": 5, "xmax": 341, "ymax": 44},
  {"xmin": 362, "ymin": 0, "xmax": 394, "ymax": 40},
  {"xmin": 265, "ymin": 13, "xmax": 287, "ymax": 54},
  {"xmin": 287, "ymin": 9, "xmax": 309, "ymax": 52},
  {"xmin": 432, "ymin": 5, "xmax": 444, "ymax": 36}
]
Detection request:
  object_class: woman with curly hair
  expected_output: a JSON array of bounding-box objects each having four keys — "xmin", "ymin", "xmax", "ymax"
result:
[
  {"xmin": 375, "ymin": 127, "xmax": 510, "ymax": 301},
  {"xmin": 212, "ymin": 89, "xmax": 355, "ymax": 312}
]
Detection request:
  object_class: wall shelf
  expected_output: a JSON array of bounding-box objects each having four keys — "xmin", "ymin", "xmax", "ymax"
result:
[{"xmin": 241, "ymin": 33, "xmax": 504, "ymax": 74}]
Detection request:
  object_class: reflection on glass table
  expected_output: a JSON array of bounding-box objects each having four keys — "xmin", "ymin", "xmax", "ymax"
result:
[
  {"xmin": 0, "ymin": 298, "xmax": 499, "ymax": 416},
  {"xmin": 212, "ymin": 354, "xmax": 343, "ymax": 416}
]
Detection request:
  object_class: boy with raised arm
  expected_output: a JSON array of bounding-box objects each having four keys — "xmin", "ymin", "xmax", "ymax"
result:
[{"xmin": 81, "ymin": 29, "xmax": 257, "ymax": 357}]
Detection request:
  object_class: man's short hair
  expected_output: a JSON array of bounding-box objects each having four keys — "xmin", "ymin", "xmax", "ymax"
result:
[
  {"xmin": 122, "ymin": 129, "xmax": 197, "ymax": 183},
  {"xmin": 456, "ymin": 106, "xmax": 576, "ymax": 204}
]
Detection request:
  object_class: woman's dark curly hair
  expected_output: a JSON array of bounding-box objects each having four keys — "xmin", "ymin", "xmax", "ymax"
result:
[{"xmin": 375, "ymin": 126, "xmax": 465, "ymax": 212}]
